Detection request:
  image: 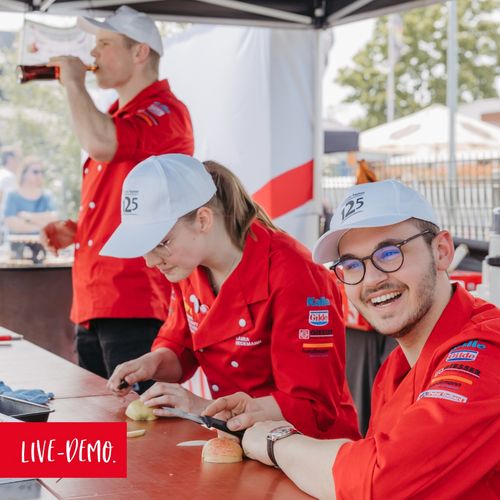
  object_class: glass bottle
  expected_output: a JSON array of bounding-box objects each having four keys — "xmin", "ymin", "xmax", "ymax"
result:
[{"xmin": 16, "ymin": 64, "xmax": 97, "ymax": 84}]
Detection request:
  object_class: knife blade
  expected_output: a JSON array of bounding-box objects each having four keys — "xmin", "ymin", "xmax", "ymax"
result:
[{"xmin": 162, "ymin": 406, "xmax": 245, "ymax": 439}]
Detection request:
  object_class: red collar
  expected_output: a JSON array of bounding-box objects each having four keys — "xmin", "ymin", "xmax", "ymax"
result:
[
  {"xmin": 386, "ymin": 284, "xmax": 474, "ymax": 387},
  {"xmin": 108, "ymin": 80, "xmax": 171, "ymax": 116},
  {"xmin": 417, "ymin": 284, "xmax": 473, "ymax": 367}
]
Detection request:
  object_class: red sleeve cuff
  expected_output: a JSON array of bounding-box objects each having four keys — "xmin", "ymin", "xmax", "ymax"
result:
[
  {"xmin": 272, "ymin": 390, "xmax": 322, "ymax": 438},
  {"xmin": 151, "ymin": 338, "xmax": 199, "ymax": 383},
  {"xmin": 333, "ymin": 438, "xmax": 376, "ymax": 499}
]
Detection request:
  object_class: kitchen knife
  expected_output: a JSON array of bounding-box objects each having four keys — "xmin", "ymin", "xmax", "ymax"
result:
[
  {"xmin": 0, "ymin": 335, "xmax": 22, "ymax": 341},
  {"xmin": 162, "ymin": 406, "xmax": 245, "ymax": 439}
]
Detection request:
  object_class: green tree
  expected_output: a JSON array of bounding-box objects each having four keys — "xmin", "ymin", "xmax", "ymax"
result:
[
  {"xmin": 0, "ymin": 21, "xmax": 188, "ymax": 219},
  {"xmin": 0, "ymin": 35, "xmax": 82, "ymax": 219},
  {"xmin": 336, "ymin": 0, "xmax": 500, "ymax": 130}
]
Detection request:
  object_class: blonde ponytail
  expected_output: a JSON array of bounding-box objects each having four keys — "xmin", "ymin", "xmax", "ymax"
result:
[{"xmin": 202, "ymin": 161, "xmax": 278, "ymax": 249}]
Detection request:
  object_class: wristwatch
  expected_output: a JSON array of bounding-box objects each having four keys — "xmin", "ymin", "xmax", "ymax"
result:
[{"xmin": 266, "ymin": 425, "xmax": 302, "ymax": 468}]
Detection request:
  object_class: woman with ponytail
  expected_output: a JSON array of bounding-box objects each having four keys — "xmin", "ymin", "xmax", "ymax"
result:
[{"xmin": 102, "ymin": 154, "xmax": 359, "ymax": 440}]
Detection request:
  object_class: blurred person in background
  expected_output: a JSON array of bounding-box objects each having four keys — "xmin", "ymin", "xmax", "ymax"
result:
[
  {"xmin": 0, "ymin": 146, "xmax": 22, "ymax": 207},
  {"xmin": 41, "ymin": 6, "xmax": 194, "ymax": 393},
  {"xmin": 4, "ymin": 157, "xmax": 57, "ymax": 235},
  {"xmin": 0, "ymin": 146, "xmax": 23, "ymax": 242}
]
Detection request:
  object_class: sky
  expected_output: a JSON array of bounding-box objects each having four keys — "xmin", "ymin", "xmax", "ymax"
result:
[
  {"xmin": 323, "ymin": 19, "xmax": 375, "ymax": 124},
  {"xmin": 0, "ymin": 11, "xmax": 373, "ymax": 126}
]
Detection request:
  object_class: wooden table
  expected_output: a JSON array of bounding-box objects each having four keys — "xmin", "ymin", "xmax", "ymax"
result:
[
  {"xmin": 0, "ymin": 340, "xmax": 311, "ymax": 499},
  {"xmin": 0, "ymin": 338, "xmax": 109, "ymax": 398}
]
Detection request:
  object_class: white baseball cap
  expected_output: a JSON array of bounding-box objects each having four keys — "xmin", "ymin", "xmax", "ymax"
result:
[
  {"xmin": 100, "ymin": 154, "xmax": 217, "ymax": 258},
  {"xmin": 78, "ymin": 6, "xmax": 163, "ymax": 57},
  {"xmin": 312, "ymin": 179, "xmax": 439, "ymax": 263}
]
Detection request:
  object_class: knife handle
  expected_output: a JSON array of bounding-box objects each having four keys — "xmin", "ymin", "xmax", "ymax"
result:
[
  {"xmin": 203, "ymin": 416, "xmax": 245, "ymax": 439},
  {"xmin": 117, "ymin": 379, "xmax": 130, "ymax": 390}
]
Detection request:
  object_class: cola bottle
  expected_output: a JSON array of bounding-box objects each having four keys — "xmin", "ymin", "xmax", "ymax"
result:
[{"xmin": 16, "ymin": 64, "xmax": 97, "ymax": 84}]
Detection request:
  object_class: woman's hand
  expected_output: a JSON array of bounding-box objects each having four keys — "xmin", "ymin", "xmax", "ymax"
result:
[
  {"xmin": 107, "ymin": 352, "xmax": 162, "ymax": 396},
  {"xmin": 141, "ymin": 383, "xmax": 210, "ymax": 415}
]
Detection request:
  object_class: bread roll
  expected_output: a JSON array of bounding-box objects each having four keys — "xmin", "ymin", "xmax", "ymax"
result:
[
  {"xmin": 202, "ymin": 437, "xmax": 243, "ymax": 463},
  {"xmin": 125, "ymin": 399, "xmax": 158, "ymax": 421}
]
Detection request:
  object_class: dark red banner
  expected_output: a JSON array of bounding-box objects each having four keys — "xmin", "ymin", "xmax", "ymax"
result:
[{"xmin": 0, "ymin": 422, "xmax": 127, "ymax": 478}]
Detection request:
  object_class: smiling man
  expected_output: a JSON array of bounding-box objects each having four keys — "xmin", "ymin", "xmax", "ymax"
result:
[{"xmin": 204, "ymin": 180, "xmax": 500, "ymax": 499}]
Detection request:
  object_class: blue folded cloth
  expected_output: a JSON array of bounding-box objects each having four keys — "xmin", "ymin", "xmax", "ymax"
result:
[{"xmin": 0, "ymin": 381, "xmax": 54, "ymax": 405}]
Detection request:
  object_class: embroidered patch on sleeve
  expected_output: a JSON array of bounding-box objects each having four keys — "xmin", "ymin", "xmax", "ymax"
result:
[
  {"xmin": 147, "ymin": 101, "xmax": 170, "ymax": 116},
  {"xmin": 430, "ymin": 375, "xmax": 473, "ymax": 386},
  {"xmin": 417, "ymin": 389, "xmax": 468, "ymax": 404},
  {"xmin": 308, "ymin": 310, "xmax": 329, "ymax": 326},
  {"xmin": 136, "ymin": 109, "xmax": 159, "ymax": 126}
]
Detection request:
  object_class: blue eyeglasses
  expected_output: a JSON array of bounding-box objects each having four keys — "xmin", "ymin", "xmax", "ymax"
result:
[{"xmin": 331, "ymin": 230, "xmax": 434, "ymax": 285}]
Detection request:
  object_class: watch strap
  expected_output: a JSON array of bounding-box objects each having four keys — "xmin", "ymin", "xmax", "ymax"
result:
[{"xmin": 266, "ymin": 426, "xmax": 301, "ymax": 468}]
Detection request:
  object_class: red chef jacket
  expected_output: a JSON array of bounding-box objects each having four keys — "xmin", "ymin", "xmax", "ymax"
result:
[
  {"xmin": 334, "ymin": 285, "xmax": 500, "ymax": 499},
  {"xmin": 152, "ymin": 221, "xmax": 360, "ymax": 440},
  {"xmin": 71, "ymin": 80, "xmax": 193, "ymax": 324}
]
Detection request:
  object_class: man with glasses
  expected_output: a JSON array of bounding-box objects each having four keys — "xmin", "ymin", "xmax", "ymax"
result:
[{"xmin": 204, "ymin": 180, "xmax": 500, "ymax": 498}]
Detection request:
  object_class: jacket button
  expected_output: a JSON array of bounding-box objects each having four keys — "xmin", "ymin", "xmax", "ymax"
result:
[
  {"xmin": 212, "ymin": 384, "xmax": 219, "ymax": 392},
  {"xmin": 238, "ymin": 318, "xmax": 246, "ymax": 327},
  {"xmin": 75, "ymin": 243, "xmax": 80, "ymax": 250},
  {"xmin": 89, "ymin": 201, "xmax": 96, "ymax": 209},
  {"xmin": 84, "ymin": 168, "xmax": 89, "ymax": 175},
  {"xmin": 97, "ymin": 164, "xmax": 103, "ymax": 171},
  {"xmin": 199, "ymin": 348, "xmax": 204, "ymax": 353},
  {"xmin": 230, "ymin": 361, "xmax": 239, "ymax": 368},
  {"xmin": 88, "ymin": 239, "xmax": 93, "ymax": 247}
]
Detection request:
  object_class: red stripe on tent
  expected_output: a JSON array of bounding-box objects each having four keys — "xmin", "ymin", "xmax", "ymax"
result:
[{"xmin": 252, "ymin": 160, "xmax": 313, "ymax": 219}]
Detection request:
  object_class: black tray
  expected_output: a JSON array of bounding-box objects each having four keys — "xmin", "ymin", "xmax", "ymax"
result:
[{"xmin": 0, "ymin": 395, "xmax": 54, "ymax": 422}]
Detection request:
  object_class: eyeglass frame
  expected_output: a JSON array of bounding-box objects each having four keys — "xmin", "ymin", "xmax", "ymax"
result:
[
  {"xmin": 330, "ymin": 229, "xmax": 435, "ymax": 285},
  {"xmin": 155, "ymin": 236, "xmax": 173, "ymax": 256},
  {"xmin": 153, "ymin": 216, "xmax": 196, "ymax": 257}
]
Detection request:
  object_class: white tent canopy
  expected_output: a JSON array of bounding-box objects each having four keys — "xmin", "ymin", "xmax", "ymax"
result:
[{"xmin": 360, "ymin": 103, "xmax": 500, "ymax": 156}]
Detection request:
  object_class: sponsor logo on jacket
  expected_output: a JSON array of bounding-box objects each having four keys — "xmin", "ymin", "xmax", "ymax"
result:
[
  {"xmin": 417, "ymin": 389, "xmax": 468, "ymax": 404},
  {"xmin": 298, "ymin": 329, "xmax": 334, "ymax": 340},
  {"xmin": 445, "ymin": 350, "xmax": 478, "ymax": 362},
  {"xmin": 451, "ymin": 339, "xmax": 487, "ymax": 351},
  {"xmin": 306, "ymin": 297, "xmax": 330, "ymax": 307},
  {"xmin": 147, "ymin": 101, "xmax": 170, "ymax": 117},
  {"xmin": 187, "ymin": 315, "xmax": 198, "ymax": 334},
  {"xmin": 308, "ymin": 310, "xmax": 329, "ymax": 327},
  {"xmin": 434, "ymin": 363, "xmax": 481, "ymax": 378}
]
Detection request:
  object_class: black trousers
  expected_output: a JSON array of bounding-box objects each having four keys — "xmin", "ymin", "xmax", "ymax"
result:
[{"xmin": 76, "ymin": 318, "xmax": 163, "ymax": 394}]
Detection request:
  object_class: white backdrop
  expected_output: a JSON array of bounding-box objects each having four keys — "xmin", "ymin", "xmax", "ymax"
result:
[
  {"xmin": 20, "ymin": 19, "xmax": 94, "ymax": 65},
  {"xmin": 161, "ymin": 25, "xmax": 319, "ymax": 247}
]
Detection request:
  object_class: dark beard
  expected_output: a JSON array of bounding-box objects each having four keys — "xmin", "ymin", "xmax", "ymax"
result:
[{"xmin": 387, "ymin": 264, "xmax": 437, "ymax": 339}]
